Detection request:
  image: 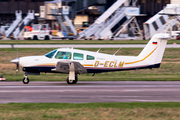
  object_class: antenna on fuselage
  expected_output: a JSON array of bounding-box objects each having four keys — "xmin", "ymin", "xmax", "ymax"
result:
[
  {"xmin": 113, "ymin": 48, "xmax": 121, "ymax": 55},
  {"xmin": 97, "ymin": 47, "xmax": 102, "ymax": 53}
]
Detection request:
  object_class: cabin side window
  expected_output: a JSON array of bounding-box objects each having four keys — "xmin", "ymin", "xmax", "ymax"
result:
[
  {"xmin": 159, "ymin": 16, "xmax": 165, "ymax": 25},
  {"xmin": 152, "ymin": 21, "xmax": 159, "ymax": 30},
  {"xmin": 55, "ymin": 51, "xmax": 71, "ymax": 59},
  {"xmin": 45, "ymin": 49, "xmax": 57, "ymax": 58},
  {"xmin": 73, "ymin": 53, "xmax": 84, "ymax": 60},
  {"xmin": 87, "ymin": 55, "xmax": 95, "ymax": 60}
]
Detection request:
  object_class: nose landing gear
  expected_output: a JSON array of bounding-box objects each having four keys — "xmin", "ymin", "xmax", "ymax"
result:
[{"xmin": 23, "ymin": 75, "xmax": 29, "ymax": 84}]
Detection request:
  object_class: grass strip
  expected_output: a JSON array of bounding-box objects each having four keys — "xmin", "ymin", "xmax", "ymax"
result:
[
  {"xmin": 0, "ymin": 39, "xmax": 179, "ymax": 44},
  {"xmin": 0, "ymin": 102, "xmax": 180, "ymax": 120},
  {"xmin": 1, "ymin": 102, "xmax": 180, "ymax": 109}
]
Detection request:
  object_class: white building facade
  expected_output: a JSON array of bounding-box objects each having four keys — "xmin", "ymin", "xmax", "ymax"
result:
[{"xmin": 171, "ymin": 0, "xmax": 180, "ymax": 4}]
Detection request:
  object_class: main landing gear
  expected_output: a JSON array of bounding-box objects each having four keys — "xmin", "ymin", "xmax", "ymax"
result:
[
  {"xmin": 67, "ymin": 74, "xmax": 78, "ymax": 84},
  {"xmin": 66, "ymin": 62, "xmax": 79, "ymax": 84},
  {"xmin": 23, "ymin": 75, "xmax": 29, "ymax": 84}
]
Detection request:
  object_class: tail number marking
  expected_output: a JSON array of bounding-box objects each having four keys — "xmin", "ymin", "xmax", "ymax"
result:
[{"xmin": 94, "ymin": 61, "xmax": 124, "ymax": 67}]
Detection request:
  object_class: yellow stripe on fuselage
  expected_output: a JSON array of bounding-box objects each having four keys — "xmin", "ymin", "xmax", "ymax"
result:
[
  {"xmin": 83, "ymin": 64, "xmax": 94, "ymax": 67},
  {"xmin": 36, "ymin": 63, "xmax": 56, "ymax": 66},
  {"xmin": 125, "ymin": 46, "xmax": 158, "ymax": 65},
  {"xmin": 125, "ymin": 60, "xmax": 143, "ymax": 65},
  {"xmin": 141, "ymin": 46, "xmax": 158, "ymax": 61}
]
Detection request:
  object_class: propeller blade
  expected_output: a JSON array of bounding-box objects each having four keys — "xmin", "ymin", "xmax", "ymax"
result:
[
  {"xmin": 16, "ymin": 63, "xmax": 19, "ymax": 71},
  {"xmin": 16, "ymin": 63, "xmax": 19, "ymax": 75},
  {"xmin": 16, "ymin": 49, "xmax": 19, "ymax": 75}
]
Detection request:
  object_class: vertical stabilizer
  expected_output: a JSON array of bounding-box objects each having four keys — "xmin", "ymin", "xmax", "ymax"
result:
[{"xmin": 138, "ymin": 33, "xmax": 170, "ymax": 65}]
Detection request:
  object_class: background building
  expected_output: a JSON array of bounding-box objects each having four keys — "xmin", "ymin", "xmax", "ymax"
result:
[
  {"xmin": 0, "ymin": 0, "xmax": 178, "ymax": 30},
  {"xmin": 171, "ymin": 0, "xmax": 180, "ymax": 4},
  {"xmin": 0, "ymin": 0, "xmax": 53, "ymax": 25},
  {"xmin": 74, "ymin": 0, "xmax": 172, "ymax": 29}
]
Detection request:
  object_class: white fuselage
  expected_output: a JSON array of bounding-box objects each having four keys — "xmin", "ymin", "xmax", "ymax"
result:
[{"xmin": 18, "ymin": 48, "xmax": 158, "ymax": 74}]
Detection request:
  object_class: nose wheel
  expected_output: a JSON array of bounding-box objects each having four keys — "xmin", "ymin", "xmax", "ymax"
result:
[{"xmin": 23, "ymin": 75, "xmax": 29, "ymax": 84}]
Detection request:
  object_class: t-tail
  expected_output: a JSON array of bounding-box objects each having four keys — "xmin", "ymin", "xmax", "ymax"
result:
[{"xmin": 137, "ymin": 33, "xmax": 170, "ymax": 68}]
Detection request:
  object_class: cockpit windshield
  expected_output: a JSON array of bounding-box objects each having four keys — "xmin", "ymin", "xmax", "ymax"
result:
[
  {"xmin": 32, "ymin": 25, "xmax": 41, "ymax": 30},
  {"xmin": 55, "ymin": 51, "xmax": 71, "ymax": 59},
  {"xmin": 45, "ymin": 49, "xmax": 57, "ymax": 58}
]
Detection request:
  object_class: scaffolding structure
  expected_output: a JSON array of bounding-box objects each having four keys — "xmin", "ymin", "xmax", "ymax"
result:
[{"xmin": 78, "ymin": 0, "xmax": 142, "ymax": 40}]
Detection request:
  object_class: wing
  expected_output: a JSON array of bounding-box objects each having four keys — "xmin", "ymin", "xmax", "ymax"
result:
[{"xmin": 52, "ymin": 60, "xmax": 87, "ymax": 74}]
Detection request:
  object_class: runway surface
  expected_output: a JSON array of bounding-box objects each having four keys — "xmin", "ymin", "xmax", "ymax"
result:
[
  {"xmin": 1, "ymin": 81, "xmax": 180, "ymax": 103},
  {"xmin": 0, "ymin": 44, "xmax": 180, "ymax": 48}
]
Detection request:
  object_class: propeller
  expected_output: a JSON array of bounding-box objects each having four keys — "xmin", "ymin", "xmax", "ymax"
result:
[{"xmin": 16, "ymin": 62, "xmax": 19, "ymax": 74}]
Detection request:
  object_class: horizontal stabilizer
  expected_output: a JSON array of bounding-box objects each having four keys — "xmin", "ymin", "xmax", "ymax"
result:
[{"xmin": 154, "ymin": 33, "xmax": 171, "ymax": 39}]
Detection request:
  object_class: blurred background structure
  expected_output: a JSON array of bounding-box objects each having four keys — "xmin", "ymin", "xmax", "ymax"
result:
[
  {"xmin": 0, "ymin": 0, "xmax": 178, "ymax": 28},
  {"xmin": 0, "ymin": 0, "xmax": 180, "ymax": 40}
]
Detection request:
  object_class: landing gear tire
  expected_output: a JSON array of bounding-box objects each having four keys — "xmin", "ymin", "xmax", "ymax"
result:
[
  {"xmin": 33, "ymin": 36, "xmax": 38, "ymax": 40},
  {"xmin": 23, "ymin": 77, "xmax": 29, "ymax": 84},
  {"xmin": 66, "ymin": 76, "xmax": 78, "ymax": 84},
  {"xmin": 44, "ymin": 36, "xmax": 50, "ymax": 40}
]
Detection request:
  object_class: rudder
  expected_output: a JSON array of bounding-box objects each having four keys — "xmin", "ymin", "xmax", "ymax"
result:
[{"xmin": 137, "ymin": 33, "xmax": 170, "ymax": 65}]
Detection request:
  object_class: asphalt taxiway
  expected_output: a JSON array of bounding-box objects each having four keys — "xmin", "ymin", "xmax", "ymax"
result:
[{"xmin": 1, "ymin": 81, "xmax": 180, "ymax": 103}]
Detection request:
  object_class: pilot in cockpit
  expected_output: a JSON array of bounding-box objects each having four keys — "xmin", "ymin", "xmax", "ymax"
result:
[{"xmin": 61, "ymin": 52, "xmax": 68, "ymax": 59}]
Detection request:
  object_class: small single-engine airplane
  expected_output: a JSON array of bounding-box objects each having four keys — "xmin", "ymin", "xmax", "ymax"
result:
[{"xmin": 11, "ymin": 33, "xmax": 170, "ymax": 84}]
